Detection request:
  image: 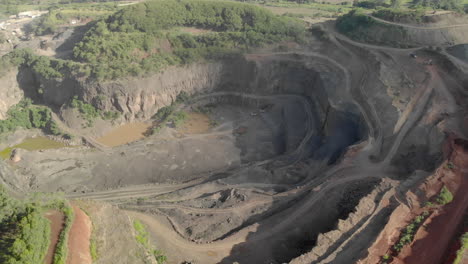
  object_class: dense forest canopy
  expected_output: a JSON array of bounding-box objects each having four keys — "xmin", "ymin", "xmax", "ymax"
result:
[{"xmin": 70, "ymin": 0, "xmax": 305, "ymax": 79}]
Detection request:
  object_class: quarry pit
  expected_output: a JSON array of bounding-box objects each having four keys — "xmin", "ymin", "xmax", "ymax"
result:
[{"xmin": 0, "ymin": 6, "xmax": 467, "ymax": 264}]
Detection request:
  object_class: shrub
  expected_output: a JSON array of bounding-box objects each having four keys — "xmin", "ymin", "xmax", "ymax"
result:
[
  {"xmin": 0, "ymin": 99, "xmax": 59, "ymax": 135},
  {"xmin": 71, "ymin": 96, "xmax": 100, "ymax": 127},
  {"xmin": 336, "ymin": 9, "xmax": 375, "ymax": 33},
  {"xmin": 52, "ymin": 204, "xmax": 74, "ymax": 264},
  {"xmin": 153, "ymin": 105, "xmax": 175, "ymax": 121},
  {"xmin": 102, "ymin": 111, "xmax": 120, "ymax": 121},
  {"xmin": 392, "ymin": 211, "xmax": 429, "ymax": 252},
  {"xmin": 436, "ymin": 186, "xmax": 453, "ymax": 205},
  {"xmin": 167, "ymin": 111, "xmax": 188, "ymax": 127}
]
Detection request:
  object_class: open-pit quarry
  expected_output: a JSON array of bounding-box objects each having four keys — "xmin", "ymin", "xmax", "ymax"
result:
[{"xmin": 0, "ymin": 5, "xmax": 467, "ymax": 264}]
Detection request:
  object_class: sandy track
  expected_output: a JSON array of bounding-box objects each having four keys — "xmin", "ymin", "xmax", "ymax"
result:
[{"xmin": 128, "ymin": 199, "xmax": 272, "ymax": 215}]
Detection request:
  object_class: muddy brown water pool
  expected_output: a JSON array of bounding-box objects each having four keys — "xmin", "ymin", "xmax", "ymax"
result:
[{"xmin": 96, "ymin": 122, "xmax": 151, "ymax": 147}]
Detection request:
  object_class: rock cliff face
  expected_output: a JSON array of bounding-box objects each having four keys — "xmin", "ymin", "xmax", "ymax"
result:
[
  {"xmin": 78, "ymin": 62, "xmax": 226, "ymax": 121},
  {"xmin": 15, "ymin": 62, "xmax": 226, "ymax": 121},
  {"xmin": 12, "ymin": 53, "xmax": 360, "ymax": 126},
  {"xmin": 0, "ymin": 70, "xmax": 23, "ymax": 120}
]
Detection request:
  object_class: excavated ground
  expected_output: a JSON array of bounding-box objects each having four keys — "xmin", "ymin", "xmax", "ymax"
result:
[{"xmin": 0, "ymin": 11, "xmax": 467, "ymax": 264}]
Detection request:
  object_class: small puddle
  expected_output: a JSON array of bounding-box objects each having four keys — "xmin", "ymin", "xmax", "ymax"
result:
[
  {"xmin": 178, "ymin": 112, "xmax": 212, "ymax": 134},
  {"xmin": 0, "ymin": 137, "xmax": 68, "ymax": 159},
  {"xmin": 44, "ymin": 210, "xmax": 65, "ymax": 264},
  {"xmin": 96, "ymin": 122, "xmax": 151, "ymax": 147}
]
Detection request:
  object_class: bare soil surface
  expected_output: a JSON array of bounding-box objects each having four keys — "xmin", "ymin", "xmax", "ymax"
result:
[
  {"xmin": 67, "ymin": 205, "xmax": 92, "ymax": 264},
  {"xmin": 44, "ymin": 210, "xmax": 65, "ymax": 264}
]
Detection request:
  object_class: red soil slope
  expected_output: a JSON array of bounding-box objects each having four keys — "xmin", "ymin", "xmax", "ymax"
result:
[
  {"xmin": 66, "ymin": 205, "xmax": 92, "ymax": 264},
  {"xmin": 360, "ymin": 137, "xmax": 468, "ymax": 264},
  {"xmin": 44, "ymin": 210, "xmax": 65, "ymax": 264}
]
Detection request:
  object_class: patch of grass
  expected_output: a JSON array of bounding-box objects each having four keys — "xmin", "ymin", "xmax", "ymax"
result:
[
  {"xmin": 90, "ymin": 238, "xmax": 98, "ymax": 261},
  {"xmin": 133, "ymin": 220, "xmax": 149, "ymax": 247},
  {"xmin": 133, "ymin": 219, "xmax": 167, "ymax": 263}
]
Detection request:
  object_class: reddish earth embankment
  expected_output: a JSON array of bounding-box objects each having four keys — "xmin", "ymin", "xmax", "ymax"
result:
[
  {"xmin": 66, "ymin": 205, "xmax": 92, "ymax": 264},
  {"xmin": 443, "ymin": 212, "xmax": 467, "ymax": 264},
  {"xmin": 398, "ymin": 137, "xmax": 468, "ymax": 264},
  {"xmin": 361, "ymin": 137, "xmax": 468, "ymax": 264},
  {"xmin": 44, "ymin": 210, "xmax": 65, "ymax": 264}
]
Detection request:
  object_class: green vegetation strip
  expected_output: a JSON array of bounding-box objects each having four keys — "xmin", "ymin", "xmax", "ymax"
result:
[
  {"xmin": 133, "ymin": 220, "xmax": 167, "ymax": 264},
  {"xmin": 392, "ymin": 211, "xmax": 430, "ymax": 253},
  {"xmin": 384, "ymin": 185, "xmax": 454, "ymax": 262},
  {"xmin": 454, "ymin": 232, "xmax": 468, "ymax": 264},
  {"xmin": 52, "ymin": 204, "xmax": 74, "ymax": 264}
]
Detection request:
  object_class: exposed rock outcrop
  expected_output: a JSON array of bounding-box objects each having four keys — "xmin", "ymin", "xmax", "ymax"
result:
[{"xmin": 0, "ymin": 70, "xmax": 24, "ymax": 120}]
